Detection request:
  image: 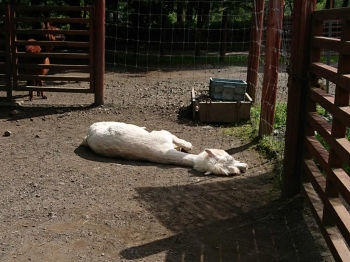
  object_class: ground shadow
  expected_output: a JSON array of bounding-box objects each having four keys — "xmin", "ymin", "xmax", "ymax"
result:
[
  {"xmin": 0, "ymin": 104, "xmax": 96, "ymax": 121},
  {"xmin": 226, "ymin": 138, "xmax": 259, "ymax": 155},
  {"xmin": 120, "ymin": 177, "xmax": 326, "ymax": 261}
]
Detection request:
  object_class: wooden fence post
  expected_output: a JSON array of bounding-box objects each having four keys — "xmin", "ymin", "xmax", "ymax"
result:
[
  {"xmin": 6, "ymin": 5, "xmax": 12, "ymax": 101},
  {"xmin": 259, "ymin": 0, "xmax": 284, "ymax": 136},
  {"xmin": 246, "ymin": 0, "xmax": 265, "ymax": 102},
  {"xmin": 281, "ymin": 0, "xmax": 316, "ymax": 198},
  {"xmin": 94, "ymin": 0, "xmax": 105, "ymax": 105}
]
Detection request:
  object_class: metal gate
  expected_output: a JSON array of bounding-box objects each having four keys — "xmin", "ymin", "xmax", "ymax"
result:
[
  {"xmin": 302, "ymin": 7, "xmax": 350, "ymax": 261},
  {"xmin": 0, "ymin": 4, "xmax": 104, "ymax": 104}
]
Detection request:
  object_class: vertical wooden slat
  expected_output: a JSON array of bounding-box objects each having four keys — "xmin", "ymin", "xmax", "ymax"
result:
[
  {"xmin": 10, "ymin": 5, "xmax": 17, "ymax": 91},
  {"xmin": 94, "ymin": 0, "xmax": 105, "ymax": 105},
  {"xmin": 259, "ymin": 0, "xmax": 284, "ymax": 135},
  {"xmin": 246, "ymin": 0, "xmax": 265, "ymax": 102},
  {"xmin": 281, "ymin": 0, "xmax": 317, "ymax": 197},
  {"xmin": 89, "ymin": 6, "xmax": 95, "ymax": 93},
  {"xmin": 6, "ymin": 5, "xmax": 12, "ymax": 100}
]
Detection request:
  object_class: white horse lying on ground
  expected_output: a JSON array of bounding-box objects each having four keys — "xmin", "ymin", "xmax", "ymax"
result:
[{"xmin": 81, "ymin": 122, "xmax": 248, "ymax": 176}]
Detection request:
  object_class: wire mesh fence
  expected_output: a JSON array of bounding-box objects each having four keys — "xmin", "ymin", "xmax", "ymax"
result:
[{"xmin": 105, "ymin": 0, "xmax": 289, "ymax": 119}]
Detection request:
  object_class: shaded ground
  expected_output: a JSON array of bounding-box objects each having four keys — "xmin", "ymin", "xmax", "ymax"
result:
[{"xmin": 0, "ymin": 67, "xmax": 333, "ymax": 261}]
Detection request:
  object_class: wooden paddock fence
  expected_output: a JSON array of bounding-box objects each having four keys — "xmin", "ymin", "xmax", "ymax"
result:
[
  {"xmin": 0, "ymin": 4, "xmax": 105, "ymax": 105},
  {"xmin": 302, "ymin": 7, "xmax": 350, "ymax": 261}
]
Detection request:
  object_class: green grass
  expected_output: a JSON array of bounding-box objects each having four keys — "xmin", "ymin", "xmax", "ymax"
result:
[
  {"xmin": 224, "ymin": 103, "xmax": 287, "ymax": 184},
  {"xmin": 320, "ymin": 55, "xmax": 339, "ymax": 64},
  {"xmin": 107, "ymin": 51, "xmax": 250, "ymax": 67}
]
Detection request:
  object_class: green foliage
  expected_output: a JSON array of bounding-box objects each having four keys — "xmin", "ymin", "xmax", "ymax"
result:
[
  {"xmin": 224, "ymin": 103, "xmax": 288, "ymax": 183},
  {"xmin": 320, "ymin": 55, "xmax": 339, "ymax": 64},
  {"xmin": 274, "ymin": 103, "xmax": 287, "ymax": 129},
  {"xmin": 108, "ymin": 52, "xmax": 250, "ymax": 68}
]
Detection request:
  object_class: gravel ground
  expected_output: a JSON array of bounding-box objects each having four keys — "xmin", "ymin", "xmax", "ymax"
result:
[{"xmin": 0, "ymin": 66, "xmax": 333, "ymax": 261}]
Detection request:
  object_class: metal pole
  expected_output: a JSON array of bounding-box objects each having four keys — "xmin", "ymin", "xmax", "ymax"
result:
[{"xmin": 94, "ymin": 0, "xmax": 105, "ymax": 105}]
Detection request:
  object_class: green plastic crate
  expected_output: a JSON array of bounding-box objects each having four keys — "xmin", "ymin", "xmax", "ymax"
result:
[{"xmin": 209, "ymin": 78, "xmax": 247, "ymax": 101}]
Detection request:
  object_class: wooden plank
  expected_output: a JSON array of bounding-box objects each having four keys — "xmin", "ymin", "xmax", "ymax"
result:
[
  {"xmin": 259, "ymin": 0, "xmax": 283, "ymax": 135},
  {"xmin": 332, "ymin": 138, "xmax": 350, "ymax": 166},
  {"xmin": 281, "ymin": 0, "xmax": 316, "ymax": 197},
  {"xmin": 334, "ymin": 106, "xmax": 350, "ymax": 129},
  {"xmin": 13, "ymin": 6, "xmax": 92, "ymax": 12},
  {"xmin": 309, "ymin": 87, "xmax": 335, "ymax": 113},
  {"xmin": 325, "ymin": 197, "xmax": 350, "ymax": 247},
  {"xmin": 246, "ymin": 0, "xmax": 265, "ymax": 102},
  {"xmin": 331, "ymin": 168, "xmax": 350, "ymax": 206},
  {"xmin": 338, "ymin": 74, "xmax": 350, "ymax": 90},
  {"xmin": 13, "ymin": 86, "xmax": 94, "ymax": 93},
  {"xmin": 15, "ymin": 40, "xmax": 90, "ymax": 48},
  {"xmin": 344, "ymin": 42, "xmax": 350, "ymax": 55},
  {"xmin": 17, "ymin": 75, "xmax": 90, "ymax": 82},
  {"xmin": 305, "ymin": 136, "xmax": 329, "ymax": 173},
  {"xmin": 313, "ymin": 36, "xmax": 341, "ymax": 52},
  {"xmin": 94, "ymin": 1, "xmax": 104, "ymax": 105},
  {"xmin": 310, "ymin": 62, "xmax": 338, "ymax": 84},
  {"xmin": 5, "ymin": 5, "xmax": 10, "ymax": 99},
  {"xmin": 302, "ymin": 182, "xmax": 350, "ymax": 262},
  {"xmin": 14, "ymin": 17, "xmax": 90, "ymax": 23},
  {"xmin": 17, "ymin": 64, "xmax": 90, "ymax": 71},
  {"xmin": 302, "ymin": 160, "xmax": 350, "ymax": 247},
  {"xmin": 303, "ymin": 159, "xmax": 326, "ymax": 197},
  {"xmin": 307, "ymin": 112, "xmax": 332, "ymax": 144},
  {"xmin": 16, "ymin": 52, "xmax": 90, "ymax": 59},
  {"xmin": 15, "ymin": 29, "xmax": 90, "ymax": 36},
  {"xmin": 89, "ymin": 6, "xmax": 95, "ymax": 93},
  {"xmin": 312, "ymin": 7, "xmax": 350, "ymax": 21}
]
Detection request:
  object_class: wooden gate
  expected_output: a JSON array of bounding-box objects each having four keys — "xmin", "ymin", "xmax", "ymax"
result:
[
  {"xmin": 301, "ymin": 7, "xmax": 350, "ymax": 261},
  {"xmin": 0, "ymin": 4, "xmax": 105, "ymax": 105}
]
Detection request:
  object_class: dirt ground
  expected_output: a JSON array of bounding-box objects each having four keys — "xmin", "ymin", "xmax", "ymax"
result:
[{"xmin": 0, "ymin": 67, "xmax": 334, "ymax": 261}]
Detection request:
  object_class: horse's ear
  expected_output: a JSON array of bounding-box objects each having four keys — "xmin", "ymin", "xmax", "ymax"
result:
[{"xmin": 204, "ymin": 149, "xmax": 218, "ymax": 160}]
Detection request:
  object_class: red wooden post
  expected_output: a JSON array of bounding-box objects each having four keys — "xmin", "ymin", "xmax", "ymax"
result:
[
  {"xmin": 259, "ymin": 0, "xmax": 284, "ymax": 136},
  {"xmin": 6, "ymin": 5, "xmax": 12, "ymax": 101},
  {"xmin": 94, "ymin": 0, "xmax": 105, "ymax": 105},
  {"xmin": 246, "ymin": 0, "xmax": 265, "ymax": 102},
  {"xmin": 281, "ymin": 0, "xmax": 316, "ymax": 198}
]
